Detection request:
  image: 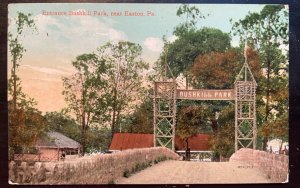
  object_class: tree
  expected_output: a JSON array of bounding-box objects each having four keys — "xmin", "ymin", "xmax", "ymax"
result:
[
  {"xmin": 209, "ymin": 106, "xmax": 235, "ymax": 160},
  {"xmin": 189, "ymin": 48, "xmax": 262, "ymax": 156},
  {"xmin": 97, "ymin": 41, "xmax": 149, "ymax": 137},
  {"xmin": 160, "ymin": 28, "xmax": 231, "ymax": 82},
  {"xmin": 45, "ymin": 110, "xmax": 111, "ymax": 153},
  {"xmin": 176, "ymin": 105, "xmax": 211, "ymax": 160},
  {"xmin": 191, "ymin": 49, "xmax": 240, "ymax": 89},
  {"xmin": 231, "ymin": 5, "xmax": 289, "ymax": 150},
  {"xmin": 156, "ymin": 5, "xmax": 230, "ymax": 89},
  {"xmin": 8, "ymin": 102, "xmax": 48, "ymax": 156},
  {"xmin": 8, "ymin": 12, "xmax": 49, "ymax": 159},
  {"xmin": 120, "ymin": 92, "xmax": 154, "ymax": 134},
  {"xmin": 85, "ymin": 126, "xmax": 111, "ymax": 153},
  {"xmin": 45, "ymin": 110, "xmax": 81, "ymax": 142},
  {"xmin": 174, "ymin": 4, "xmax": 206, "ymax": 37},
  {"xmin": 62, "ymin": 53, "xmax": 109, "ymax": 155},
  {"xmin": 8, "ymin": 12, "xmax": 36, "ymax": 110}
]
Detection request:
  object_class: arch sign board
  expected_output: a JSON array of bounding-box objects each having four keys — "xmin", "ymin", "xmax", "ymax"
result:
[{"xmin": 177, "ymin": 89, "xmax": 235, "ymax": 100}]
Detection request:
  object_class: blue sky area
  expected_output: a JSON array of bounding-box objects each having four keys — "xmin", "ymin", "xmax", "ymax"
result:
[
  {"xmin": 8, "ymin": 3, "xmax": 267, "ymax": 69},
  {"xmin": 9, "ymin": 3, "xmax": 289, "ymax": 112}
]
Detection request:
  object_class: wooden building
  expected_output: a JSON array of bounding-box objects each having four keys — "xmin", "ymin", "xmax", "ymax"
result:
[{"xmin": 14, "ymin": 132, "xmax": 81, "ymax": 162}]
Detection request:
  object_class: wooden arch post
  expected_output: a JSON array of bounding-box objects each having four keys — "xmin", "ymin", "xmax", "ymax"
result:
[
  {"xmin": 153, "ymin": 79, "xmax": 177, "ymax": 151},
  {"xmin": 234, "ymin": 44, "xmax": 257, "ymax": 151}
]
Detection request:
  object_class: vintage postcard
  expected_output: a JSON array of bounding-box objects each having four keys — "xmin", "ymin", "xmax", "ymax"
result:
[{"xmin": 7, "ymin": 3, "xmax": 289, "ymax": 184}]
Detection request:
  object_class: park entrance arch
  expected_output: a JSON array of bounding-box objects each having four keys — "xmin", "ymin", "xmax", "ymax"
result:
[{"xmin": 153, "ymin": 49, "xmax": 257, "ymax": 152}]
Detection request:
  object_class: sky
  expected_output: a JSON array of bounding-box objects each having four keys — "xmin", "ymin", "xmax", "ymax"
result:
[{"xmin": 8, "ymin": 3, "xmax": 269, "ymax": 113}]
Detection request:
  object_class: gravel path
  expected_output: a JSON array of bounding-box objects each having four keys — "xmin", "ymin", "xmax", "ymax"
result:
[{"xmin": 116, "ymin": 160, "xmax": 270, "ymax": 184}]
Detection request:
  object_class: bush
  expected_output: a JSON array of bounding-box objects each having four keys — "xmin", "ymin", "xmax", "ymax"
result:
[{"xmin": 123, "ymin": 169, "xmax": 130, "ymax": 178}]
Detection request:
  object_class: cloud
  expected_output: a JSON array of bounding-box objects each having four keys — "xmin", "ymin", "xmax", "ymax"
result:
[
  {"xmin": 108, "ymin": 28, "xmax": 128, "ymax": 42},
  {"xmin": 143, "ymin": 37, "xmax": 164, "ymax": 52},
  {"xmin": 20, "ymin": 64, "xmax": 72, "ymax": 76},
  {"xmin": 20, "ymin": 10, "xmax": 128, "ymax": 58},
  {"xmin": 167, "ymin": 35, "xmax": 178, "ymax": 43}
]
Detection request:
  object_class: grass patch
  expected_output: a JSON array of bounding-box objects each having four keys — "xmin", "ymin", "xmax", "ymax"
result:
[
  {"xmin": 154, "ymin": 155, "xmax": 169, "ymax": 164},
  {"xmin": 123, "ymin": 155, "xmax": 172, "ymax": 178},
  {"xmin": 108, "ymin": 180, "xmax": 116, "ymax": 184},
  {"xmin": 123, "ymin": 169, "xmax": 131, "ymax": 178}
]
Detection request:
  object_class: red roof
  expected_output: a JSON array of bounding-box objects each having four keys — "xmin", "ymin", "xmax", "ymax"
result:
[
  {"xmin": 109, "ymin": 133, "xmax": 153, "ymax": 151},
  {"xmin": 109, "ymin": 133, "xmax": 211, "ymax": 151}
]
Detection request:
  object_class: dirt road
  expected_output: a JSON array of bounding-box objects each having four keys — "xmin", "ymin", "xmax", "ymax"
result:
[{"xmin": 116, "ymin": 160, "xmax": 270, "ymax": 184}]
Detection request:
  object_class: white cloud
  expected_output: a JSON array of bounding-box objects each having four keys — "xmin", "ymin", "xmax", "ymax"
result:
[
  {"xmin": 168, "ymin": 35, "xmax": 178, "ymax": 43},
  {"xmin": 143, "ymin": 37, "xmax": 164, "ymax": 52},
  {"xmin": 20, "ymin": 64, "xmax": 72, "ymax": 76},
  {"xmin": 108, "ymin": 28, "xmax": 128, "ymax": 42},
  {"xmin": 21, "ymin": 11, "xmax": 128, "ymax": 58}
]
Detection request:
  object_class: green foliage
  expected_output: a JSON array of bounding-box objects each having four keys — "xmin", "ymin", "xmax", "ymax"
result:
[
  {"xmin": 8, "ymin": 12, "xmax": 37, "ymax": 109},
  {"xmin": 174, "ymin": 4, "xmax": 206, "ymax": 36},
  {"xmin": 45, "ymin": 110, "xmax": 111, "ymax": 153},
  {"xmin": 62, "ymin": 53, "xmax": 110, "ymax": 155},
  {"xmin": 120, "ymin": 91, "xmax": 153, "ymax": 134},
  {"xmin": 191, "ymin": 49, "xmax": 241, "ymax": 89},
  {"xmin": 97, "ymin": 41, "xmax": 149, "ymax": 135},
  {"xmin": 45, "ymin": 110, "xmax": 81, "ymax": 142},
  {"xmin": 153, "ymin": 155, "xmax": 168, "ymax": 164},
  {"xmin": 209, "ymin": 106, "xmax": 235, "ymax": 159},
  {"xmin": 62, "ymin": 41, "xmax": 148, "ymax": 153},
  {"xmin": 231, "ymin": 5, "xmax": 288, "ymax": 47},
  {"xmin": 8, "ymin": 102, "xmax": 48, "ymax": 155},
  {"xmin": 159, "ymin": 28, "xmax": 231, "ymax": 78},
  {"xmin": 8, "ymin": 12, "xmax": 47, "ymax": 158},
  {"xmin": 85, "ymin": 126, "xmax": 111, "ymax": 153},
  {"xmin": 123, "ymin": 169, "xmax": 131, "ymax": 178},
  {"xmin": 231, "ymin": 5, "xmax": 288, "ymax": 149},
  {"xmin": 176, "ymin": 105, "xmax": 211, "ymax": 147},
  {"xmin": 123, "ymin": 155, "xmax": 169, "ymax": 178}
]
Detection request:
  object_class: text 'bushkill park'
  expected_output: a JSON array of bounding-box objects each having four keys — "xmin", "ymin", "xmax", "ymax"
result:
[{"xmin": 177, "ymin": 89, "xmax": 235, "ymax": 100}]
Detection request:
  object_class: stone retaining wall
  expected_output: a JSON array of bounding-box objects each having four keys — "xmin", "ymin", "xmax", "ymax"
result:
[
  {"xmin": 229, "ymin": 148, "xmax": 288, "ymax": 183},
  {"xmin": 9, "ymin": 147, "xmax": 180, "ymax": 184}
]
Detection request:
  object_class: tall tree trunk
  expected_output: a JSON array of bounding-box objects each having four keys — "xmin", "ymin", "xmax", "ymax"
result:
[
  {"xmin": 211, "ymin": 116, "xmax": 218, "ymax": 133},
  {"xmin": 185, "ymin": 72, "xmax": 188, "ymax": 90},
  {"xmin": 13, "ymin": 56, "xmax": 17, "ymax": 110},
  {"xmin": 185, "ymin": 138, "xmax": 189, "ymax": 161},
  {"xmin": 116, "ymin": 107, "xmax": 121, "ymax": 133},
  {"xmin": 111, "ymin": 88, "xmax": 117, "ymax": 138},
  {"xmin": 81, "ymin": 86, "xmax": 87, "ymax": 156},
  {"xmin": 263, "ymin": 51, "xmax": 271, "ymax": 151},
  {"xmin": 81, "ymin": 111, "xmax": 86, "ymax": 156},
  {"xmin": 262, "ymin": 20, "xmax": 273, "ymax": 151}
]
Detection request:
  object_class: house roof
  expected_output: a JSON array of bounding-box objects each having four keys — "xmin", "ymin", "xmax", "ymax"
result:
[
  {"xmin": 109, "ymin": 133, "xmax": 211, "ymax": 151},
  {"xmin": 36, "ymin": 132, "xmax": 81, "ymax": 149}
]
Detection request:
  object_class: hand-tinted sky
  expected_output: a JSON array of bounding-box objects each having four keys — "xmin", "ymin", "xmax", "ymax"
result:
[{"xmin": 8, "ymin": 3, "xmax": 269, "ymax": 112}]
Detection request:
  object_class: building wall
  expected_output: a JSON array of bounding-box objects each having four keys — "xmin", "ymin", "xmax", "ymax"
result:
[
  {"xmin": 14, "ymin": 148, "xmax": 60, "ymax": 162},
  {"xmin": 39, "ymin": 148, "xmax": 60, "ymax": 162},
  {"xmin": 14, "ymin": 148, "xmax": 79, "ymax": 162},
  {"xmin": 14, "ymin": 154, "xmax": 40, "ymax": 161}
]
